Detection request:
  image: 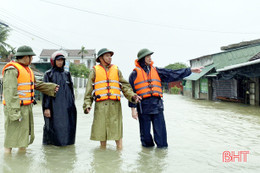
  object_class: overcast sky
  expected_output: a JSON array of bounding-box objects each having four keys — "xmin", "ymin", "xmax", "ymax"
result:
[{"xmin": 1, "ymin": 0, "xmax": 260, "ymax": 75}]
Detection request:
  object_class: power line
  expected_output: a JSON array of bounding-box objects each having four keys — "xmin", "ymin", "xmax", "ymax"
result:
[
  {"xmin": 39, "ymin": 0, "xmax": 260, "ymax": 35},
  {"xmin": 0, "ymin": 10, "xmax": 65, "ymax": 48},
  {"xmin": 0, "ymin": 8, "xmax": 66, "ymax": 43},
  {"xmin": 10, "ymin": 24, "xmax": 63, "ymax": 47},
  {"xmin": 0, "ymin": 16, "xmax": 64, "ymax": 48},
  {"xmin": 0, "ymin": 21, "xmax": 8, "ymax": 27}
]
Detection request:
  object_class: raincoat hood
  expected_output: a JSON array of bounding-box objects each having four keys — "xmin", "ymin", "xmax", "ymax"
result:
[
  {"xmin": 135, "ymin": 59, "xmax": 154, "ymax": 69},
  {"xmin": 50, "ymin": 50, "xmax": 68, "ymax": 66}
]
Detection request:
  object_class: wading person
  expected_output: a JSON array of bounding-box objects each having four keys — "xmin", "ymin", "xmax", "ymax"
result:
[
  {"xmin": 83, "ymin": 48, "xmax": 141, "ymax": 149},
  {"xmin": 2, "ymin": 45, "xmax": 59, "ymax": 153},
  {"xmin": 129, "ymin": 48, "xmax": 202, "ymax": 148},
  {"xmin": 42, "ymin": 50, "xmax": 77, "ymax": 146}
]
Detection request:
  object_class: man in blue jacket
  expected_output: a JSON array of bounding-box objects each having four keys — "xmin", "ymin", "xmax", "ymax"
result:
[{"xmin": 129, "ymin": 48, "xmax": 202, "ymax": 148}]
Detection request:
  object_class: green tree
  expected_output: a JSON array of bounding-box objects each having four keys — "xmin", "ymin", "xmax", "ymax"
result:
[
  {"xmin": 0, "ymin": 25, "xmax": 12, "ymax": 60},
  {"xmin": 69, "ymin": 63, "xmax": 90, "ymax": 78},
  {"xmin": 165, "ymin": 62, "xmax": 188, "ymax": 70},
  {"xmin": 78, "ymin": 46, "xmax": 88, "ymax": 63},
  {"xmin": 163, "ymin": 62, "xmax": 188, "ymax": 94}
]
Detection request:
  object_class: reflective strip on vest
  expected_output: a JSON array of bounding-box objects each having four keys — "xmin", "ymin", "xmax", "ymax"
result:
[
  {"xmin": 18, "ymin": 82, "xmax": 34, "ymax": 86},
  {"xmin": 134, "ymin": 80, "xmax": 161, "ymax": 87},
  {"xmin": 138, "ymin": 90, "xmax": 163, "ymax": 97},
  {"xmin": 93, "ymin": 86, "xmax": 121, "ymax": 92},
  {"xmin": 135, "ymin": 84, "xmax": 162, "ymax": 92},
  {"xmin": 93, "ymin": 80, "xmax": 121, "ymax": 85},
  {"xmin": 99, "ymin": 93, "xmax": 121, "ymax": 97},
  {"xmin": 19, "ymin": 97, "xmax": 34, "ymax": 101}
]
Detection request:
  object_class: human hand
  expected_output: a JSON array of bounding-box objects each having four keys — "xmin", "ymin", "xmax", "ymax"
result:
[
  {"xmin": 131, "ymin": 108, "xmax": 138, "ymax": 120},
  {"xmin": 44, "ymin": 109, "xmax": 51, "ymax": 118},
  {"xmin": 84, "ymin": 107, "xmax": 92, "ymax": 114},
  {"xmin": 191, "ymin": 67, "xmax": 203, "ymax": 73},
  {"xmin": 55, "ymin": 85, "xmax": 59, "ymax": 93},
  {"xmin": 132, "ymin": 95, "xmax": 142, "ymax": 103}
]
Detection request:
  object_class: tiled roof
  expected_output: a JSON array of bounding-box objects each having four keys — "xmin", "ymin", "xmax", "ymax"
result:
[{"xmin": 40, "ymin": 49, "xmax": 96, "ymax": 57}]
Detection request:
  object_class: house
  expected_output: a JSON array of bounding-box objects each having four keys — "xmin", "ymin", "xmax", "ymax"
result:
[
  {"xmin": 183, "ymin": 55, "xmax": 215, "ymax": 100},
  {"xmin": 184, "ymin": 38, "xmax": 260, "ymax": 106},
  {"xmin": 39, "ymin": 49, "xmax": 96, "ymax": 69}
]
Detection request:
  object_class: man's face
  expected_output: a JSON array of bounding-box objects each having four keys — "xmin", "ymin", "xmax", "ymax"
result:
[
  {"xmin": 56, "ymin": 58, "xmax": 64, "ymax": 68},
  {"xmin": 144, "ymin": 55, "xmax": 152, "ymax": 65},
  {"xmin": 25, "ymin": 55, "xmax": 33, "ymax": 65},
  {"xmin": 102, "ymin": 53, "xmax": 112, "ymax": 65}
]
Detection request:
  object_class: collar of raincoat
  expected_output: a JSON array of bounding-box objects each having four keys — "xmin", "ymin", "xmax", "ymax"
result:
[
  {"xmin": 135, "ymin": 59, "xmax": 154, "ymax": 71},
  {"xmin": 99, "ymin": 63, "xmax": 112, "ymax": 70}
]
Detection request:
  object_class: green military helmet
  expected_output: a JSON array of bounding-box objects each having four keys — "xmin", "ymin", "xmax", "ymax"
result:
[
  {"xmin": 15, "ymin": 45, "xmax": 36, "ymax": 57},
  {"xmin": 96, "ymin": 48, "xmax": 114, "ymax": 62},
  {"xmin": 137, "ymin": 48, "xmax": 154, "ymax": 60}
]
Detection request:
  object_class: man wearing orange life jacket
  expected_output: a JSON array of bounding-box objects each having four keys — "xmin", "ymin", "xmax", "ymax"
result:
[
  {"xmin": 2, "ymin": 45, "xmax": 59, "ymax": 153},
  {"xmin": 83, "ymin": 48, "xmax": 141, "ymax": 149},
  {"xmin": 129, "ymin": 48, "xmax": 202, "ymax": 148}
]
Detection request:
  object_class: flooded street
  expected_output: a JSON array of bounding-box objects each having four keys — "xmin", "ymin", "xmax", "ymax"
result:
[{"xmin": 1, "ymin": 89, "xmax": 260, "ymax": 173}]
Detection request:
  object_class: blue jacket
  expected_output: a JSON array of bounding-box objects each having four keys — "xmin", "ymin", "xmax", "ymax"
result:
[{"xmin": 128, "ymin": 63, "xmax": 191, "ymax": 114}]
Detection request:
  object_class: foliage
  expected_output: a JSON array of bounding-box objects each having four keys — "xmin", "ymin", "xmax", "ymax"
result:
[
  {"xmin": 69, "ymin": 63, "xmax": 90, "ymax": 78},
  {"xmin": 170, "ymin": 86, "xmax": 181, "ymax": 94},
  {"xmin": 0, "ymin": 25, "xmax": 13, "ymax": 61},
  {"xmin": 165, "ymin": 62, "xmax": 188, "ymax": 70},
  {"xmin": 78, "ymin": 46, "xmax": 88, "ymax": 61}
]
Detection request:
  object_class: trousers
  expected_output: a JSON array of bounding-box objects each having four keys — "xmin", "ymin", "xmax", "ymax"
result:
[{"xmin": 138, "ymin": 111, "xmax": 168, "ymax": 148}]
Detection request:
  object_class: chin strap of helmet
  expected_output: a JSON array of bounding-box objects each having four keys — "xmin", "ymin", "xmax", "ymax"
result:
[{"xmin": 100, "ymin": 57, "xmax": 110, "ymax": 66}]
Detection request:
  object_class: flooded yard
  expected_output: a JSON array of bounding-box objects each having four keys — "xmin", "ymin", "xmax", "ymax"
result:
[{"xmin": 1, "ymin": 89, "xmax": 260, "ymax": 173}]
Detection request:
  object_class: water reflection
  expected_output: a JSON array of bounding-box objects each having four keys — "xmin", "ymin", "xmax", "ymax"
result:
[
  {"xmin": 41, "ymin": 145, "xmax": 77, "ymax": 172},
  {"xmin": 135, "ymin": 147, "xmax": 168, "ymax": 173},
  {"xmin": 2, "ymin": 152, "xmax": 31, "ymax": 173},
  {"xmin": 1, "ymin": 94, "xmax": 260, "ymax": 172},
  {"xmin": 90, "ymin": 147, "xmax": 123, "ymax": 173}
]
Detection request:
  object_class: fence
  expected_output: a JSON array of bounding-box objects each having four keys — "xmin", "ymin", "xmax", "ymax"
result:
[{"xmin": 72, "ymin": 77, "xmax": 88, "ymax": 89}]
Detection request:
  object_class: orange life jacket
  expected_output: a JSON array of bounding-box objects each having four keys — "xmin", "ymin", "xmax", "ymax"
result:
[
  {"xmin": 2, "ymin": 61, "xmax": 35, "ymax": 105},
  {"xmin": 134, "ymin": 59, "xmax": 163, "ymax": 98},
  {"xmin": 93, "ymin": 64, "xmax": 121, "ymax": 102}
]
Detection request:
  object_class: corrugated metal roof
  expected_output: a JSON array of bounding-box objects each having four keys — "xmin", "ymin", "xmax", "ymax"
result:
[
  {"xmin": 213, "ymin": 44, "xmax": 260, "ymax": 70},
  {"xmin": 217, "ymin": 58, "xmax": 260, "ymax": 72},
  {"xmin": 205, "ymin": 72, "xmax": 218, "ymax": 77},
  {"xmin": 184, "ymin": 64, "xmax": 215, "ymax": 81},
  {"xmin": 221, "ymin": 39, "xmax": 260, "ymax": 51}
]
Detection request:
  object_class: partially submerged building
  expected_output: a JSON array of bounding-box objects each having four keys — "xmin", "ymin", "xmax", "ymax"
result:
[{"xmin": 184, "ymin": 39, "xmax": 260, "ymax": 106}]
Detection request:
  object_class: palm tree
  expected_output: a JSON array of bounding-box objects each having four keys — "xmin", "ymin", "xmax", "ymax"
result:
[
  {"xmin": 0, "ymin": 25, "xmax": 12, "ymax": 60},
  {"xmin": 78, "ymin": 46, "xmax": 88, "ymax": 64}
]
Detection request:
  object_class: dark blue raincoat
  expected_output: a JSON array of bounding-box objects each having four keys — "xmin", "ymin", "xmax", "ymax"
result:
[
  {"xmin": 42, "ymin": 66, "xmax": 77, "ymax": 146},
  {"xmin": 129, "ymin": 60, "xmax": 191, "ymax": 147}
]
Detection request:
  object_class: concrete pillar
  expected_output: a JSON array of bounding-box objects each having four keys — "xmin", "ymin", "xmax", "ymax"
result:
[
  {"xmin": 249, "ymin": 82, "xmax": 255, "ymax": 105},
  {"xmin": 255, "ymin": 78, "xmax": 259, "ymax": 106}
]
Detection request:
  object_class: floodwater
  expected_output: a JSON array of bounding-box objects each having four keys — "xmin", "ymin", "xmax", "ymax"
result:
[{"xmin": 0, "ymin": 89, "xmax": 260, "ymax": 173}]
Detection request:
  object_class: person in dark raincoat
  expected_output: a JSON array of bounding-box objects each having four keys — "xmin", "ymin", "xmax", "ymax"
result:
[
  {"xmin": 42, "ymin": 50, "xmax": 77, "ymax": 146},
  {"xmin": 129, "ymin": 48, "xmax": 203, "ymax": 148}
]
